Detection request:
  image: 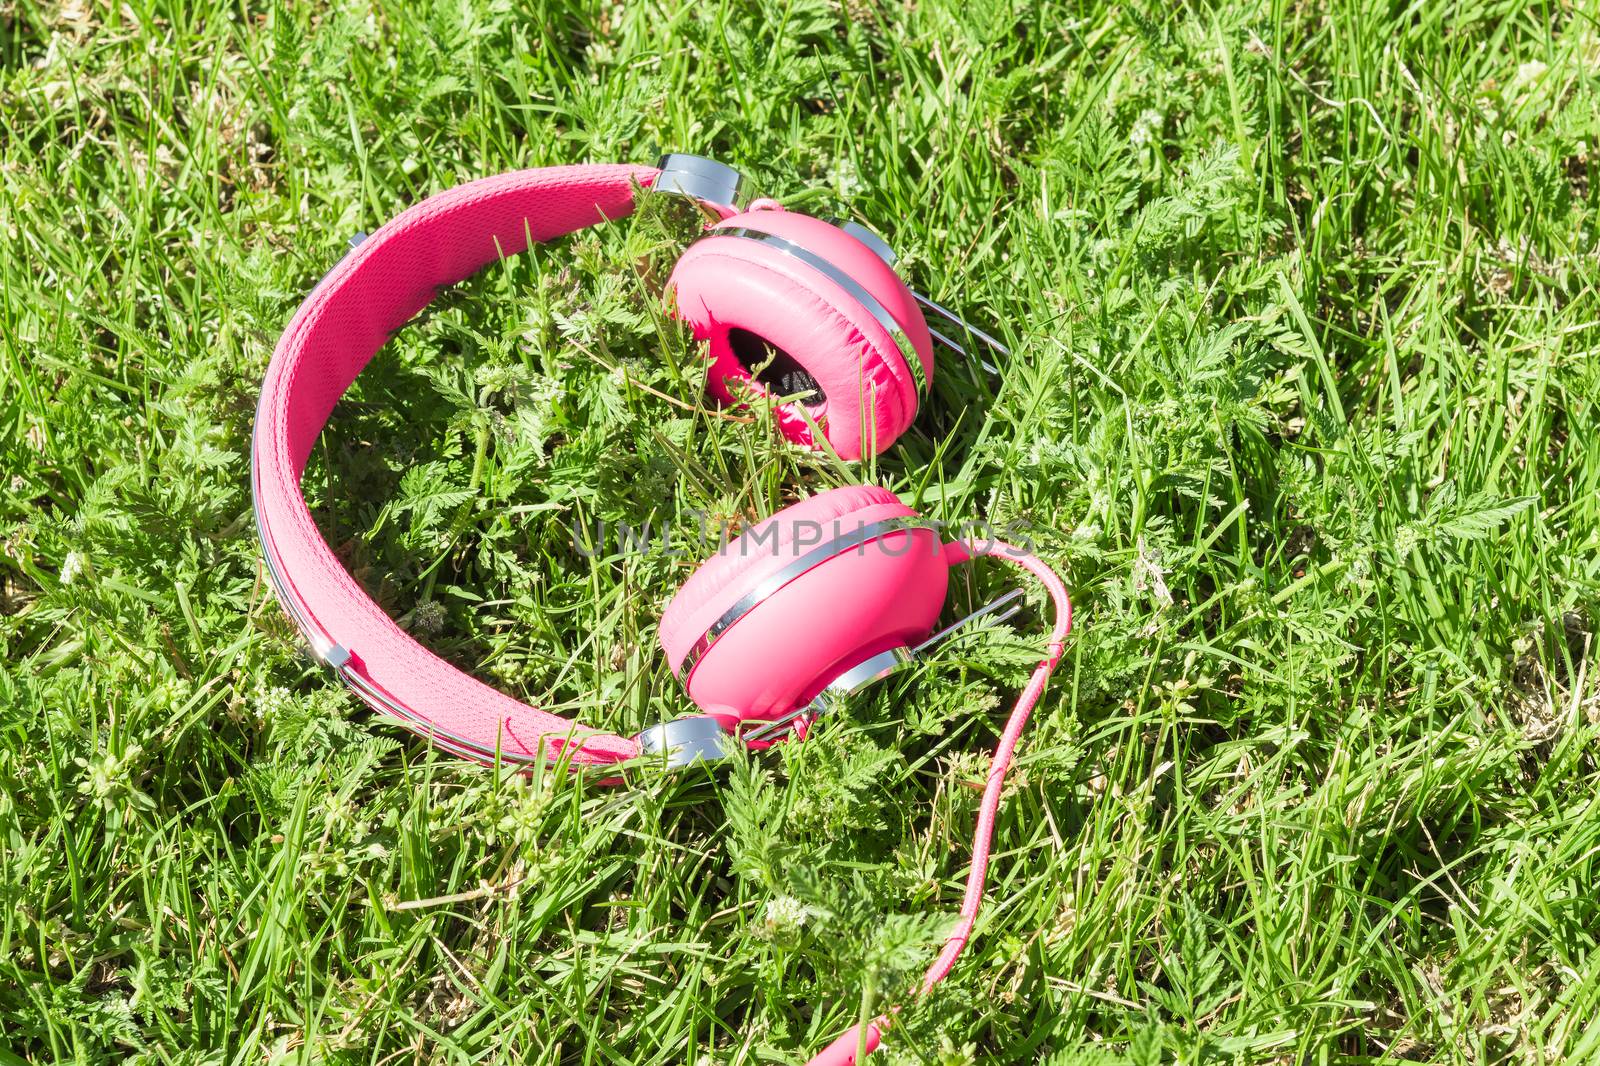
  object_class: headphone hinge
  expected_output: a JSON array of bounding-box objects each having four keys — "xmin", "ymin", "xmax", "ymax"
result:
[
  {"xmin": 653, "ymin": 153, "xmax": 748, "ymax": 219},
  {"xmin": 634, "ymin": 715, "xmax": 735, "ymax": 769}
]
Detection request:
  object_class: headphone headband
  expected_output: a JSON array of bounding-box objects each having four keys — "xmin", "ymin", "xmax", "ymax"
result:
[{"xmin": 252, "ymin": 163, "xmax": 661, "ymax": 766}]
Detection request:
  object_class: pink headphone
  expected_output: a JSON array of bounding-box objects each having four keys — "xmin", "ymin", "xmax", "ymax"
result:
[{"xmin": 251, "ymin": 156, "xmax": 1071, "ymax": 1063}]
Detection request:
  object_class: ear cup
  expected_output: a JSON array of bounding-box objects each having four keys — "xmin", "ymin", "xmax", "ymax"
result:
[
  {"xmin": 668, "ymin": 210, "xmax": 935, "ymax": 461},
  {"xmin": 659, "ymin": 485, "xmax": 906, "ymax": 668},
  {"xmin": 659, "ymin": 486, "xmax": 949, "ymax": 723}
]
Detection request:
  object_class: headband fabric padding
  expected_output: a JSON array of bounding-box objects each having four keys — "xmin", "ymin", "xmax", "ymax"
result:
[{"xmin": 253, "ymin": 164, "xmax": 657, "ymax": 765}]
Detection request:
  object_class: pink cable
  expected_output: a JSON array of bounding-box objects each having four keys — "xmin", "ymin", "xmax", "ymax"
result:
[{"xmin": 806, "ymin": 541, "xmax": 1072, "ymax": 1066}]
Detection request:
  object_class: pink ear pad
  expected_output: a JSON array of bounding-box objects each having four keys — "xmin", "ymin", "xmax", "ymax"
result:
[
  {"xmin": 658, "ymin": 486, "xmax": 949, "ymax": 723},
  {"xmin": 667, "ymin": 211, "xmax": 934, "ymax": 460}
]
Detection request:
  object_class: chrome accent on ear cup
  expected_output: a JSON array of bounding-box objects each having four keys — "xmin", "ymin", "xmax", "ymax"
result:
[
  {"xmin": 741, "ymin": 645, "xmax": 915, "ymax": 743},
  {"xmin": 738, "ymin": 589, "xmax": 1026, "ymax": 743},
  {"xmin": 824, "ymin": 644, "xmax": 916, "ymax": 694},
  {"xmin": 819, "ymin": 221, "xmax": 1010, "ymax": 378},
  {"xmin": 654, "ymin": 154, "xmax": 748, "ymax": 218},
  {"xmin": 713, "ymin": 228, "xmax": 929, "ymax": 396},
  {"xmin": 675, "ymin": 516, "xmax": 940, "ymax": 680},
  {"xmin": 635, "ymin": 716, "xmax": 735, "ymax": 768},
  {"xmin": 914, "ymin": 587, "xmax": 1024, "ymax": 653},
  {"xmin": 838, "ymin": 220, "xmax": 897, "ymax": 266}
]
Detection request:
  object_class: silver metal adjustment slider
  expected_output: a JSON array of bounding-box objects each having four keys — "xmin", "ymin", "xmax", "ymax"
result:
[
  {"xmin": 653, "ymin": 154, "xmax": 748, "ymax": 218},
  {"xmin": 635, "ymin": 716, "xmax": 735, "ymax": 769}
]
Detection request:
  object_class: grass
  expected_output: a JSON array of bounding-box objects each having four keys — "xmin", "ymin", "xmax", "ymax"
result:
[{"xmin": 2, "ymin": 0, "xmax": 1599, "ymax": 1062}]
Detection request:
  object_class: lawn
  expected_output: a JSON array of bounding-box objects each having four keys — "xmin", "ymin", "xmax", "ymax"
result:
[{"xmin": 3, "ymin": 0, "xmax": 1599, "ymax": 1062}]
